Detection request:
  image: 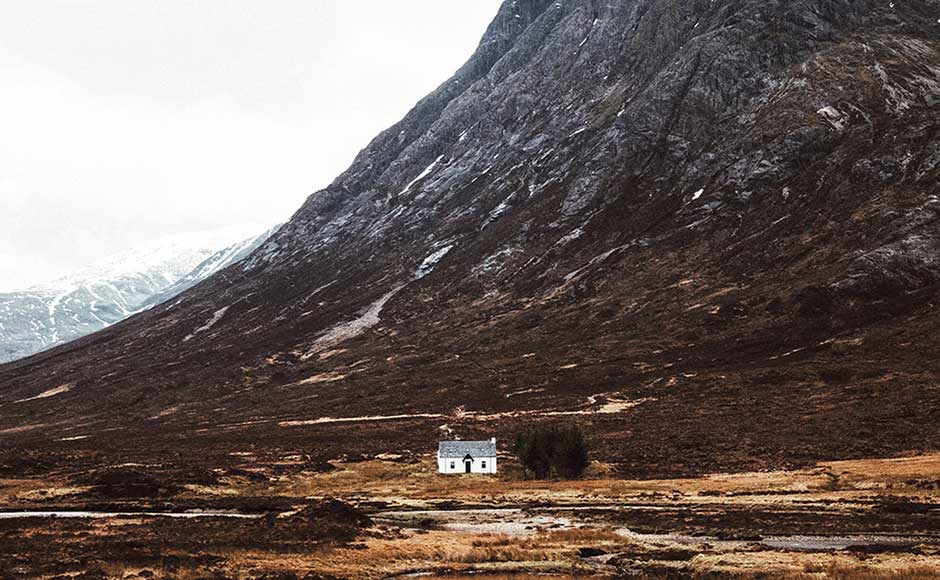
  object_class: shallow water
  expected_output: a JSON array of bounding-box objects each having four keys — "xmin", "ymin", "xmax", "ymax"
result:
[
  {"xmin": 377, "ymin": 508, "xmax": 573, "ymax": 536},
  {"xmin": 760, "ymin": 534, "xmax": 931, "ymax": 551},
  {"xmin": 0, "ymin": 510, "xmax": 262, "ymax": 520},
  {"xmin": 378, "ymin": 507, "xmax": 936, "ymax": 551}
]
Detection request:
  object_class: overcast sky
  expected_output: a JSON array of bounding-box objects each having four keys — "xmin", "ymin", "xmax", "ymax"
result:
[{"xmin": 0, "ymin": 0, "xmax": 503, "ymax": 291}]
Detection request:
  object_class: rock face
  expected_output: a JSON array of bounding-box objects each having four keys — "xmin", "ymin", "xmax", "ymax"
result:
[
  {"xmin": 1, "ymin": 0, "xmax": 939, "ymax": 476},
  {"xmin": 0, "ymin": 227, "xmax": 277, "ymax": 364}
]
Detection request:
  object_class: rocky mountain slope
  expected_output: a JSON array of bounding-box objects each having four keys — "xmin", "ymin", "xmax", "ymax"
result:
[
  {"xmin": 0, "ymin": 227, "xmax": 276, "ymax": 363},
  {"xmin": 2, "ymin": 0, "xmax": 939, "ymax": 477}
]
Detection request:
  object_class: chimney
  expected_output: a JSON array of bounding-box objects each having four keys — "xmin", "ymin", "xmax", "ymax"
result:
[{"xmin": 491, "ymin": 437, "xmax": 496, "ymax": 444}]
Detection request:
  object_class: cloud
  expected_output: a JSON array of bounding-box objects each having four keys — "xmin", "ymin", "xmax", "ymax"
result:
[{"xmin": 0, "ymin": 0, "xmax": 503, "ymax": 289}]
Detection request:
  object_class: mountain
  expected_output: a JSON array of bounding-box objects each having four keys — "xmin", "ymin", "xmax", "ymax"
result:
[
  {"xmin": 137, "ymin": 225, "xmax": 282, "ymax": 312},
  {"xmin": 0, "ymin": 227, "xmax": 277, "ymax": 364},
  {"xmin": 2, "ymin": 0, "xmax": 939, "ymax": 477}
]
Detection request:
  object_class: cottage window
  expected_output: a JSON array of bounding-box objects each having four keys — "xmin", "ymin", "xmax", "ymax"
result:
[
  {"xmin": 481, "ymin": 461, "xmax": 487, "ymax": 469},
  {"xmin": 449, "ymin": 462, "xmax": 455, "ymax": 470}
]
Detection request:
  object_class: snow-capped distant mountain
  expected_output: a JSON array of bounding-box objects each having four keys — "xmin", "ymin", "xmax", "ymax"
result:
[
  {"xmin": 138, "ymin": 224, "xmax": 282, "ymax": 311},
  {"xmin": 0, "ymin": 226, "xmax": 278, "ymax": 363}
]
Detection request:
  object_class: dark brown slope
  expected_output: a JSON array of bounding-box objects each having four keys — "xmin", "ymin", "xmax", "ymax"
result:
[{"xmin": 2, "ymin": 0, "xmax": 940, "ymax": 477}]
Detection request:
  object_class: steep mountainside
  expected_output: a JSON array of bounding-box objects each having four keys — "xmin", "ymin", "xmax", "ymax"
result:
[
  {"xmin": 2, "ymin": 0, "xmax": 939, "ymax": 477},
  {"xmin": 0, "ymin": 227, "xmax": 276, "ymax": 363}
]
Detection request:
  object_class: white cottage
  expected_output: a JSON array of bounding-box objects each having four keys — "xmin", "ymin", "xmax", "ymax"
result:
[{"xmin": 437, "ymin": 438, "xmax": 497, "ymax": 474}]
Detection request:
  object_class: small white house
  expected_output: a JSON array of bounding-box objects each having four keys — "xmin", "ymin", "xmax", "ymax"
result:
[{"xmin": 437, "ymin": 438, "xmax": 497, "ymax": 474}]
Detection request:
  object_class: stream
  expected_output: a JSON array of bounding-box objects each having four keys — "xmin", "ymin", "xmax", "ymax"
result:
[
  {"xmin": 0, "ymin": 510, "xmax": 262, "ymax": 520},
  {"xmin": 6, "ymin": 507, "xmax": 936, "ymax": 552},
  {"xmin": 376, "ymin": 507, "xmax": 938, "ymax": 552}
]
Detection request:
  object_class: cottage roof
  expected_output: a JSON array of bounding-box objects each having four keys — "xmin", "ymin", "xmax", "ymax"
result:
[{"xmin": 438, "ymin": 440, "xmax": 496, "ymax": 459}]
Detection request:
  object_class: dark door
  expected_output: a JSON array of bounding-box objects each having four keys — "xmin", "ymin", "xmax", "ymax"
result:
[{"xmin": 463, "ymin": 454, "xmax": 473, "ymax": 473}]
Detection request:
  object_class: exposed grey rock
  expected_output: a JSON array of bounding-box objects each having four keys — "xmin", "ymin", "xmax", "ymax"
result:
[{"xmin": 2, "ymin": 0, "xmax": 940, "ymax": 476}]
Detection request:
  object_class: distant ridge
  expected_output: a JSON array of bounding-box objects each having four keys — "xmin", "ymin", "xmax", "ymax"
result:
[{"xmin": 0, "ymin": 226, "xmax": 277, "ymax": 363}]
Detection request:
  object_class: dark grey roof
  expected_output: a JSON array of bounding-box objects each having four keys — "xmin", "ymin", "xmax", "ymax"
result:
[{"xmin": 438, "ymin": 440, "xmax": 496, "ymax": 458}]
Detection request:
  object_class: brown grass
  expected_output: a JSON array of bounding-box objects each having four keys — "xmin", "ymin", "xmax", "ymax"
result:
[
  {"xmin": 799, "ymin": 564, "xmax": 940, "ymax": 579},
  {"xmin": 542, "ymin": 528, "xmax": 624, "ymax": 543},
  {"xmin": 6, "ymin": 452, "xmax": 940, "ymax": 580},
  {"xmin": 811, "ymin": 565, "xmax": 940, "ymax": 580},
  {"xmin": 295, "ymin": 527, "xmax": 633, "ymax": 577},
  {"xmin": 253, "ymin": 452, "xmax": 940, "ymax": 510},
  {"xmin": 445, "ymin": 544, "xmax": 558, "ymax": 564}
]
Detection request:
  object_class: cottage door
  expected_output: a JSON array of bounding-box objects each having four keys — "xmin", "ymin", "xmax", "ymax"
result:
[{"xmin": 463, "ymin": 454, "xmax": 473, "ymax": 473}]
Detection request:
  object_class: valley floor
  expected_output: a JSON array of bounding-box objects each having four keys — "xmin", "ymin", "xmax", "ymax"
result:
[{"xmin": 2, "ymin": 453, "xmax": 940, "ymax": 579}]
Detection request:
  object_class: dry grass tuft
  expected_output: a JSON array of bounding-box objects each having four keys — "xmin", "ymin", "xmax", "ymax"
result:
[
  {"xmin": 543, "ymin": 528, "xmax": 624, "ymax": 543},
  {"xmin": 445, "ymin": 544, "xmax": 558, "ymax": 564},
  {"xmin": 470, "ymin": 534, "xmax": 516, "ymax": 547}
]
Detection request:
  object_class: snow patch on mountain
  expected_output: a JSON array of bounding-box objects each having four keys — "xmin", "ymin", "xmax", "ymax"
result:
[
  {"xmin": 416, "ymin": 245, "xmax": 455, "ymax": 279},
  {"xmin": 399, "ymin": 155, "xmax": 444, "ymax": 196},
  {"xmin": 309, "ymin": 284, "xmax": 406, "ymax": 353},
  {"xmin": 183, "ymin": 306, "xmax": 230, "ymax": 343}
]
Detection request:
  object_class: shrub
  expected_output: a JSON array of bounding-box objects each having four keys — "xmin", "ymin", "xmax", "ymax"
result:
[{"xmin": 513, "ymin": 425, "xmax": 589, "ymax": 479}]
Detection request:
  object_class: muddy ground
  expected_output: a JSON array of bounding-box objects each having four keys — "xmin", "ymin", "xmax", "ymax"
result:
[{"xmin": 1, "ymin": 452, "xmax": 939, "ymax": 579}]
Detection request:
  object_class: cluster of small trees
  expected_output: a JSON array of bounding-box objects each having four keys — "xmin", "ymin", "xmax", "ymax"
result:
[{"xmin": 513, "ymin": 425, "xmax": 590, "ymax": 479}]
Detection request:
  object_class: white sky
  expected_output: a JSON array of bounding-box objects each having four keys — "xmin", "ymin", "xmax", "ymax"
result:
[{"xmin": 0, "ymin": 0, "xmax": 503, "ymax": 291}]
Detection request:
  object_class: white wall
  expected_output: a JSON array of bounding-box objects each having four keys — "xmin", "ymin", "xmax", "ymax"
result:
[{"xmin": 437, "ymin": 456, "xmax": 497, "ymax": 474}]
